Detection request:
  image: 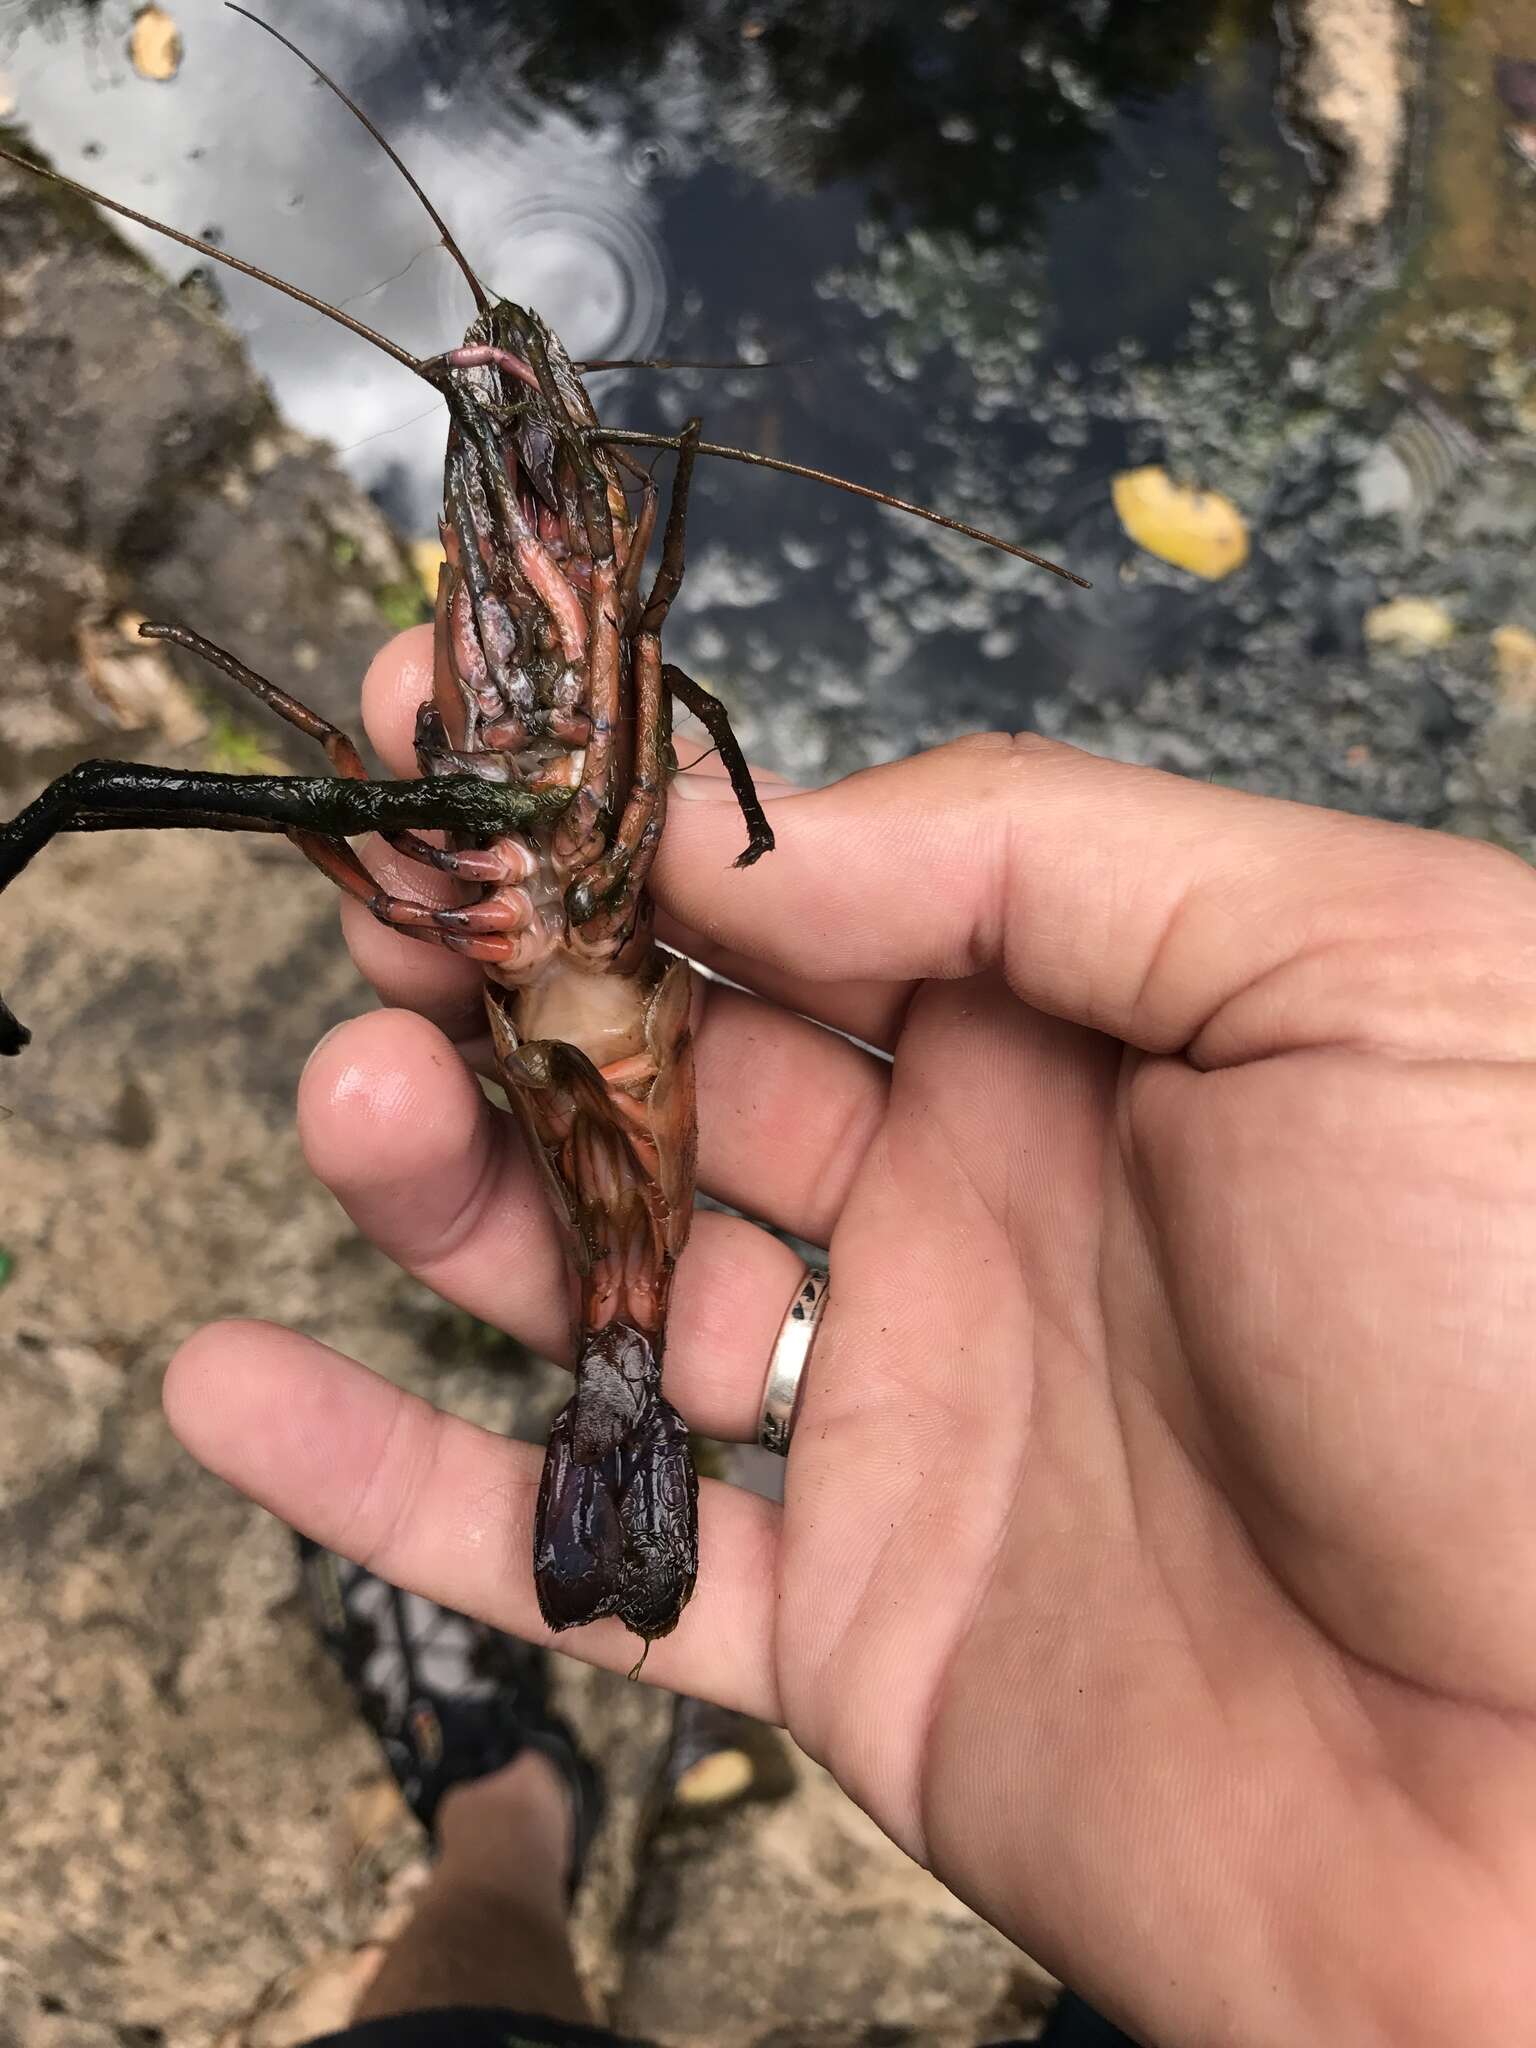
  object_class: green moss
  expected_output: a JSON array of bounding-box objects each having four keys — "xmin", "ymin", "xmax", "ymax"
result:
[
  {"xmin": 201, "ymin": 711, "xmax": 284, "ymax": 776},
  {"xmin": 376, "ymin": 579, "xmax": 432, "ymax": 632},
  {"xmin": 425, "ymin": 1306, "xmax": 530, "ymax": 1368}
]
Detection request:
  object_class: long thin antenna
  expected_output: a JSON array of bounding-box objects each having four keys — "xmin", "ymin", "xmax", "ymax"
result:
[
  {"xmin": 594, "ymin": 428, "xmax": 1090, "ymax": 587},
  {"xmin": 576, "ymin": 356, "xmax": 808, "ymax": 373},
  {"xmin": 0, "ymin": 144, "xmax": 426, "ymax": 377},
  {"xmin": 225, "ymin": 5, "xmax": 491, "ymax": 316}
]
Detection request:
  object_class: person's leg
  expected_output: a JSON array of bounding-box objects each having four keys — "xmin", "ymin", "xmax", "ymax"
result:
[
  {"xmin": 290, "ymin": 1540, "xmax": 609, "ymax": 2043},
  {"xmin": 1031, "ymin": 1989, "xmax": 1145, "ymax": 2046},
  {"xmin": 351, "ymin": 1749, "xmax": 592, "ymax": 2025}
]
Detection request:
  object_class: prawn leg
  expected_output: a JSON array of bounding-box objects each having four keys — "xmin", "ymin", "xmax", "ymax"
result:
[
  {"xmin": 565, "ymin": 420, "xmax": 701, "ymax": 934},
  {"xmin": 142, "ymin": 622, "xmax": 369, "ymax": 776},
  {"xmin": 148, "ymin": 620, "xmax": 452, "ymax": 874},
  {"xmin": 665, "ymin": 663, "xmax": 774, "ymax": 868}
]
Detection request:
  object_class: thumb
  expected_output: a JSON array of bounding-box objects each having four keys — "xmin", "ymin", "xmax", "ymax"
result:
[{"xmin": 657, "ymin": 732, "xmax": 1536, "ymax": 1065}]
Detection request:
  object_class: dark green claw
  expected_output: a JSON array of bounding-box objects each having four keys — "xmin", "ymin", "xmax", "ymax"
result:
[{"xmin": 0, "ymin": 760, "xmax": 577, "ymax": 1055}]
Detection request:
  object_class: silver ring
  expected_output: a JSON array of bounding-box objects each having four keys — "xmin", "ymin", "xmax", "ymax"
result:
[{"xmin": 758, "ymin": 1267, "xmax": 829, "ymax": 1455}]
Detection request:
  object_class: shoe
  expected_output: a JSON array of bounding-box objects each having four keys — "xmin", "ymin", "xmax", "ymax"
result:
[{"xmin": 297, "ymin": 1536, "xmax": 603, "ymax": 1890}]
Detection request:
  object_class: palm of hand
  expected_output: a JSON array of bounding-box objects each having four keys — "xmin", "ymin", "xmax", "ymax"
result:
[{"xmin": 787, "ymin": 963, "xmax": 1536, "ymax": 2037}]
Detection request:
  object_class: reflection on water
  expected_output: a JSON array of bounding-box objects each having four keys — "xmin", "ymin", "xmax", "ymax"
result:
[
  {"xmin": 2, "ymin": 0, "xmax": 669, "ymax": 529},
  {"xmin": 464, "ymin": 183, "xmax": 666, "ymax": 363},
  {"xmin": 3, "ymin": 0, "xmax": 1534, "ymax": 841}
]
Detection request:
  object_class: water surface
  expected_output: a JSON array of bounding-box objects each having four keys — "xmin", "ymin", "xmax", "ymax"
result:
[{"xmin": 4, "ymin": 1, "xmax": 1533, "ymax": 822}]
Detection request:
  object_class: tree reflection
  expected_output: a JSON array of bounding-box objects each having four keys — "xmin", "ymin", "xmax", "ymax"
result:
[
  {"xmin": 11, "ymin": 0, "xmax": 1259, "ymax": 251},
  {"xmin": 397, "ymin": 0, "xmax": 1251, "ymax": 243}
]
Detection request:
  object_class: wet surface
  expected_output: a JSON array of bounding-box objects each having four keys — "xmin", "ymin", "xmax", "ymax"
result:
[
  {"xmin": 0, "ymin": 0, "xmax": 1346, "ymax": 782},
  {"xmin": 7, "ymin": 5, "xmax": 1532, "ymax": 809},
  {"xmin": 6, "ymin": 6, "xmax": 1536, "ymax": 805}
]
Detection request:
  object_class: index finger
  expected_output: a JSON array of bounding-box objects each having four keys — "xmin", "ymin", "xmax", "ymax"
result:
[
  {"xmin": 164, "ymin": 1321, "xmax": 781, "ymax": 1718},
  {"xmin": 652, "ymin": 731, "xmax": 1536, "ymax": 1067}
]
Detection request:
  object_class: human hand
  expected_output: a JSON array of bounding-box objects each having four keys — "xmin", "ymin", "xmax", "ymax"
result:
[{"xmin": 166, "ymin": 627, "xmax": 1536, "ymax": 2046}]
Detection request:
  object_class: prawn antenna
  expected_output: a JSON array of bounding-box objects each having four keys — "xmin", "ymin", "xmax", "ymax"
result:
[
  {"xmin": 0, "ymin": 142, "xmax": 429, "ymax": 379},
  {"xmin": 575, "ymin": 356, "xmax": 810, "ymax": 373},
  {"xmin": 594, "ymin": 428, "xmax": 1090, "ymax": 586},
  {"xmin": 225, "ymin": 5, "xmax": 491, "ymax": 317}
]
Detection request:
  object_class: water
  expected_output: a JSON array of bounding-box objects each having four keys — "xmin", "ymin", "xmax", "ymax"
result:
[{"xmin": 3, "ymin": 0, "xmax": 1535, "ymax": 825}]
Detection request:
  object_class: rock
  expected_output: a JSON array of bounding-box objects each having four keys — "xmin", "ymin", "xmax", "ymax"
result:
[
  {"xmin": 617, "ymin": 1746, "xmax": 1057, "ymax": 2046},
  {"xmin": 0, "ymin": 146, "xmax": 418, "ymax": 790},
  {"xmin": 1281, "ymin": 0, "xmax": 1409, "ymax": 290},
  {"xmin": 0, "ymin": 140, "xmax": 439, "ymax": 2046}
]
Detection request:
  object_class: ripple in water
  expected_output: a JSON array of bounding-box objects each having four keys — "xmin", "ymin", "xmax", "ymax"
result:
[{"xmin": 440, "ymin": 177, "xmax": 666, "ymax": 367}]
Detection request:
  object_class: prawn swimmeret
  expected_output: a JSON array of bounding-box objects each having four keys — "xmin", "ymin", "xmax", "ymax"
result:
[{"xmin": 0, "ymin": 7, "xmax": 1082, "ymax": 1646}]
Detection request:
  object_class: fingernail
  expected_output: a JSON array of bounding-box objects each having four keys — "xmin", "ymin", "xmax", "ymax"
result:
[
  {"xmin": 671, "ymin": 771, "xmax": 795, "ymax": 802},
  {"xmin": 302, "ymin": 1020, "xmax": 351, "ymax": 1072},
  {"xmin": 669, "ymin": 771, "xmax": 736, "ymax": 802}
]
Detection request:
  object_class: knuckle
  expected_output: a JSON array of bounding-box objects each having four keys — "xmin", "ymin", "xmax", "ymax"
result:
[
  {"xmin": 345, "ymin": 1396, "xmax": 440, "ymax": 1582},
  {"xmin": 955, "ymin": 726, "xmax": 1084, "ymax": 780},
  {"xmin": 1442, "ymin": 831, "xmax": 1536, "ymax": 906},
  {"xmin": 918, "ymin": 727, "xmax": 1074, "ymax": 807},
  {"xmin": 1377, "ymin": 828, "xmax": 1536, "ymax": 946}
]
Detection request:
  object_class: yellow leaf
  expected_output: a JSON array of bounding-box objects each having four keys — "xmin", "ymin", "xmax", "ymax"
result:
[
  {"xmin": 409, "ymin": 538, "xmax": 447, "ymax": 603},
  {"xmin": 673, "ymin": 1748, "xmax": 756, "ymax": 1807},
  {"xmin": 130, "ymin": 5, "xmax": 183, "ymax": 83},
  {"xmin": 1363, "ymin": 596, "xmax": 1455, "ymax": 651},
  {"xmin": 1110, "ymin": 466, "xmax": 1250, "ymax": 580},
  {"xmin": 1492, "ymin": 623, "xmax": 1536, "ymax": 712},
  {"xmin": 78, "ymin": 611, "xmax": 206, "ymax": 745}
]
